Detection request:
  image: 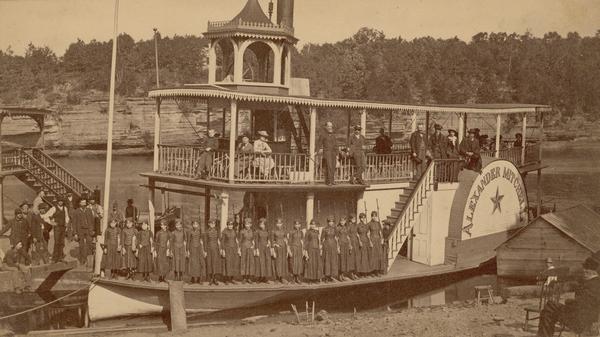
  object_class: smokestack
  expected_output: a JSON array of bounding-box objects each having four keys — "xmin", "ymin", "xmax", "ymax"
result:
[{"xmin": 276, "ymin": 0, "xmax": 294, "ymax": 29}]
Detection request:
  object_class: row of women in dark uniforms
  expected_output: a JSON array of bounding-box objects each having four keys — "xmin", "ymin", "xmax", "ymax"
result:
[{"xmin": 102, "ymin": 211, "xmax": 391, "ymax": 285}]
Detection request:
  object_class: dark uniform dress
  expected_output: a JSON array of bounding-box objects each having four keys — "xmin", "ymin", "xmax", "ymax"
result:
[
  {"xmin": 103, "ymin": 226, "xmax": 121, "ymax": 270},
  {"xmin": 322, "ymin": 226, "xmax": 339, "ymax": 278},
  {"xmin": 121, "ymin": 227, "xmax": 137, "ymax": 269},
  {"xmin": 137, "ymin": 230, "xmax": 153, "ymax": 273},
  {"xmin": 304, "ymin": 228, "xmax": 323, "ymax": 281},
  {"xmin": 270, "ymin": 228, "xmax": 288, "ymax": 279},
  {"xmin": 51, "ymin": 206, "xmax": 68, "ymax": 262},
  {"xmin": 318, "ymin": 131, "xmax": 339, "ymax": 184},
  {"xmin": 204, "ymin": 227, "xmax": 221, "ymax": 276},
  {"xmin": 254, "ymin": 228, "xmax": 272, "ymax": 278},
  {"xmin": 356, "ymin": 221, "xmax": 371, "ymax": 273},
  {"xmin": 72, "ymin": 208, "xmax": 92, "ymax": 265},
  {"xmin": 239, "ymin": 228, "xmax": 255, "ymax": 277},
  {"xmin": 221, "ymin": 228, "xmax": 239, "ymax": 277},
  {"xmin": 348, "ymin": 222, "xmax": 360, "ymax": 273},
  {"xmin": 154, "ymin": 230, "xmax": 170, "ymax": 277},
  {"xmin": 337, "ymin": 225, "xmax": 353, "ymax": 274},
  {"xmin": 170, "ymin": 229, "xmax": 186, "ymax": 273},
  {"xmin": 288, "ymin": 229, "xmax": 304, "ymax": 276},
  {"xmin": 187, "ymin": 229, "xmax": 206, "ymax": 279},
  {"xmin": 382, "ymin": 223, "xmax": 392, "ymax": 273},
  {"xmin": 367, "ymin": 220, "xmax": 384, "ymax": 273}
]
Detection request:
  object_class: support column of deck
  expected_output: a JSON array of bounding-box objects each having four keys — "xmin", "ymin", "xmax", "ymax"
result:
[
  {"xmin": 360, "ymin": 109, "xmax": 367, "ymax": 137},
  {"xmin": 411, "ymin": 111, "xmax": 417, "ymax": 133},
  {"xmin": 458, "ymin": 113, "xmax": 465, "ymax": 143},
  {"xmin": 356, "ymin": 191, "xmax": 365, "ymax": 218},
  {"xmin": 521, "ymin": 113, "xmax": 527, "ymax": 165},
  {"xmin": 305, "ymin": 192, "xmax": 315, "ymax": 225},
  {"xmin": 308, "ymin": 107, "xmax": 317, "ymax": 181},
  {"xmin": 204, "ymin": 187, "xmax": 211, "ymax": 227},
  {"xmin": 219, "ymin": 192, "xmax": 229, "ymax": 231},
  {"xmin": 389, "ymin": 111, "xmax": 394, "ymax": 135},
  {"xmin": 153, "ymin": 98, "xmax": 161, "ymax": 172},
  {"xmin": 495, "ymin": 114, "xmax": 501, "ymax": 158},
  {"xmin": 228, "ymin": 100, "xmax": 238, "ymax": 182},
  {"xmin": 148, "ymin": 178, "xmax": 156, "ymax": 236}
]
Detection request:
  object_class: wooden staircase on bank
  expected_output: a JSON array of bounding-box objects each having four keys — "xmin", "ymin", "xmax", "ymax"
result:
[
  {"xmin": 2, "ymin": 148, "xmax": 92, "ymax": 200},
  {"xmin": 385, "ymin": 162, "xmax": 435, "ymax": 270}
]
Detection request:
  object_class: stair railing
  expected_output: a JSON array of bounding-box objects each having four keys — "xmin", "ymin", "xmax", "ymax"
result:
[
  {"xmin": 31, "ymin": 148, "xmax": 92, "ymax": 195},
  {"xmin": 385, "ymin": 160, "xmax": 435, "ymax": 270},
  {"xmin": 15, "ymin": 149, "xmax": 76, "ymax": 197}
]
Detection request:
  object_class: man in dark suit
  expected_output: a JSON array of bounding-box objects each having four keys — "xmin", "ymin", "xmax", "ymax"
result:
[
  {"xmin": 537, "ymin": 255, "xmax": 600, "ymax": 336},
  {"xmin": 317, "ymin": 121, "xmax": 339, "ymax": 186},
  {"xmin": 429, "ymin": 123, "xmax": 447, "ymax": 159},
  {"xmin": 0, "ymin": 208, "xmax": 31, "ymax": 265},
  {"xmin": 348, "ymin": 125, "xmax": 366, "ymax": 184},
  {"xmin": 72, "ymin": 199, "xmax": 92, "ymax": 266},
  {"xmin": 409, "ymin": 122, "xmax": 429, "ymax": 177}
]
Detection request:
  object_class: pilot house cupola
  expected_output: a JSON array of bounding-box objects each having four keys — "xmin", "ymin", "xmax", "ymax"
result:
[{"xmin": 205, "ymin": 0, "xmax": 296, "ymax": 95}]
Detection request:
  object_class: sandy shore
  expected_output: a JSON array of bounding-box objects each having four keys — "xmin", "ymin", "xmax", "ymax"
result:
[{"xmin": 89, "ymin": 295, "xmax": 586, "ymax": 337}]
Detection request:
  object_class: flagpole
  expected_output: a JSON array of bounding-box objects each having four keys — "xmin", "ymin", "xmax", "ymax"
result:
[{"xmin": 95, "ymin": 0, "xmax": 119, "ymax": 276}]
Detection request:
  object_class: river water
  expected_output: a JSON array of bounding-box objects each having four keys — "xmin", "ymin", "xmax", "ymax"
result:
[{"xmin": 0, "ymin": 141, "xmax": 598, "ymax": 333}]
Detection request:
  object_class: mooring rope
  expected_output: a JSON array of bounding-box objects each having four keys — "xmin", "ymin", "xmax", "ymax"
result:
[{"xmin": 0, "ymin": 277, "xmax": 101, "ymax": 321}]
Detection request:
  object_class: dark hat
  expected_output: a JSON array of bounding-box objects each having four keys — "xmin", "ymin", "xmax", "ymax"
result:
[
  {"xmin": 19, "ymin": 200, "xmax": 30, "ymax": 208},
  {"xmin": 515, "ymin": 133, "xmax": 522, "ymax": 137},
  {"xmin": 371, "ymin": 211, "xmax": 378, "ymax": 217},
  {"xmin": 447, "ymin": 129, "xmax": 457, "ymax": 135},
  {"xmin": 38, "ymin": 203, "xmax": 49, "ymax": 211},
  {"xmin": 14, "ymin": 208, "xmax": 23, "ymax": 215},
  {"xmin": 127, "ymin": 199, "xmax": 134, "ymax": 204},
  {"xmin": 359, "ymin": 212, "xmax": 366, "ymax": 218},
  {"xmin": 434, "ymin": 123, "xmax": 443, "ymax": 130},
  {"xmin": 467, "ymin": 128, "xmax": 478, "ymax": 134},
  {"xmin": 583, "ymin": 256, "xmax": 599, "ymax": 271},
  {"xmin": 474, "ymin": 128, "xmax": 480, "ymax": 133},
  {"xmin": 327, "ymin": 216, "xmax": 334, "ymax": 222},
  {"xmin": 353, "ymin": 125, "xmax": 362, "ymax": 131}
]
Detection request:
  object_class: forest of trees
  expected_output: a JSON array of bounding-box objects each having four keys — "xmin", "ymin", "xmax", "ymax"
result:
[{"xmin": 1, "ymin": 28, "xmax": 599, "ymax": 119}]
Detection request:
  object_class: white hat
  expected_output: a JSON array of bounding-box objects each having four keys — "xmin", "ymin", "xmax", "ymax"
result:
[{"xmin": 258, "ymin": 130, "xmax": 269, "ymax": 137}]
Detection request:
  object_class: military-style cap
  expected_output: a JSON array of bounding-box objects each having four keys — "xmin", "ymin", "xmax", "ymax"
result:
[
  {"xmin": 434, "ymin": 123, "xmax": 443, "ymax": 130},
  {"xmin": 358, "ymin": 212, "xmax": 366, "ymax": 218},
  {"xmin": 353, "ymin": 125, "xmax": 362, "ymax": 131}
]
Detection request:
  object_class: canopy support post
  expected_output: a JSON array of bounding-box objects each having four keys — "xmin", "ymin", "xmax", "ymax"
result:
[
  {"xmin": 308, "ymin": 107, "xmax": 317, "ymax": 181},
  {"xmin": 411, "ymin": 111, "xmax": 417, "ymax": 133},
  {"xmin": 305, "ymin": 192, "xmax": 315, "ymax": 226},
  {"xmin": 521, "ymin": 113, "xmax": 527, "ymax": 166},
  {"xmin": 228, "ymin": 100, "xmax": 238, "ymax": 183},
  {"xmin": 360, "ymin": 109, "xmax": 367, "ymax": 137},
  {"xmin": 219, "ymin": 192, "xmax": 229, "ymax": 231},
  {"xmin": 153, "ymin": 98, "xmax": 161, "ymax": 172},
  {"xmin": 458, "ymin": 113, "xmax": 465, "ymax": 144},
  {"xmin": 495, "ymin": 114, "xmax": 501, "ymax": 158}
]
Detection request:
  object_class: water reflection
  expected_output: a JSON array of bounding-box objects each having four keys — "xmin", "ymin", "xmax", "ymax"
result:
[{"xmin": 0, "ymin": 291, "xmax": 88, "ymax": 334}]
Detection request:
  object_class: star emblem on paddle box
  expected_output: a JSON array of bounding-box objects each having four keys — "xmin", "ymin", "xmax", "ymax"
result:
[{"xmin": 490, "ymin": 187, "xmax": 504, "ymax": 214}]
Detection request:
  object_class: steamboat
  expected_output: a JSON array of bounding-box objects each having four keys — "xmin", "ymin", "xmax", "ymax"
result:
[{"xmin": 83, "ymin": 0, "xmax": 551, "ymax": 321}]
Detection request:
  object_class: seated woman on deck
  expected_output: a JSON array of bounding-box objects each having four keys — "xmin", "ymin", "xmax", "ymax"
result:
[{"xmin": 252, "ymin": 131, "xmax": 276, "ymax": 178}]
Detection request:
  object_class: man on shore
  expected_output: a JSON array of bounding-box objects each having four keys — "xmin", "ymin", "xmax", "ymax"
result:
[
  {"xmin": 196, "ymin": 128, "xmax": 219, "ymax": 179},
  {"xmin": 0, "ymin": 208, "xmax": 31, "ymax": 265},
  {"xmin": 43, "ymin": 198, "xmax": 70, "ymax": 263},
  {"xmin": 30, "ymin": 203, "xmax": 50, "ymax": 265},
  {"xmin": 409, "ymin": 122, "xmax": 429, "ymax": 177},
  {"xmin": 317, "ymin": 121, "xmax": 339, "ymax": 186},
  {"xmin": 537, "ymin": 255, "xmax": 600, "ymax": 337},
  {"xmin": 72, "ymin": 199, "xmax": 92, "ymax": 267},
  {"xmin": 348, "ymin": 125, "xmax": 366, "ymax": 184}
]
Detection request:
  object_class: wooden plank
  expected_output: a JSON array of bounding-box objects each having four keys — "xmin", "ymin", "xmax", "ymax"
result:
[{"xmin": 139, "ymin": 184, "xmax": 207, "ymax": 197}]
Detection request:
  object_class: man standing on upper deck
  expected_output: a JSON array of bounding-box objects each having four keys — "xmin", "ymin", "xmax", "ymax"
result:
[
  {"xmin": 429, "ymin": 123, "xmax": 447, "ymax": 159},
  {"xmin": 317, "ymin": 121, "xmax": 339, "ymax": 186},
  {"xmin": 348, "ymin": 125, "xmax": 366, "ymax": 185},
  {"xmin": 374, "ymin": 128, "xmax": 393, "ymax": 154},
  {"xmin": 460, "ymin": 129, "xmax": 482, "ymax": 172},
  {"xmin": 196, "ymin": 129, "xmax": 219, "ymax": 180},
  {"xmin": 409, "ymin": 122, "xmax": 429, "ymax": 177}
]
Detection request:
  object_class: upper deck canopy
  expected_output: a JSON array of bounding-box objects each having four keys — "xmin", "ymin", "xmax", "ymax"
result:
[{"xmin": 148, "ymin": 85, "xmax": 551, "ymax": 115}]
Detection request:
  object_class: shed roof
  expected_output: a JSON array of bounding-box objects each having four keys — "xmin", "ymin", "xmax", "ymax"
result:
[{"xmin": 540, "ymin": 204, "xmax": 600, "ymax": 252}]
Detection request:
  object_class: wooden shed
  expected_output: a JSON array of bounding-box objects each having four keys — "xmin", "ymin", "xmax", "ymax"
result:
[{"xmin": 497, "ymin": 204, "xmax": 600, "ymax": 278}]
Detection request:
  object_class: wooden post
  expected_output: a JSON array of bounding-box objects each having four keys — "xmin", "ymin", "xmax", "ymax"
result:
[
  {"xmin": 347, "ymin": 110, "xmax": 352, "ymax": 142},
  {"xmin": 356, "ymin": 191, "xmax": 365, "ymax": 218},
  {"xmin": 153, "ymin": 98, "xmax": 161, "ymax": 172},
  {"xmin": 204, "ymin": 187, "xmax": 211, "ymax": 227},
  {"xmin": 161, "ymin": 189, "xmax": 166, "ymax": 213},
  {"xmin": 389, "ymin": 111, "xmax": 393, "ymax": 135},
  {"xmin": 219, "ymin": 192, "xmax": 229, "ymax": 231},
  {"xmin": 536, "ymin": 168, "xmax": 542, "ymax": 218},
  {"xmin": 148, "ymin": 178, "xmax": 156, "ymax": 218},
  {"xmin": 168, "ymin": 281, "xmax": 187, "ymax": 332},
  {"xmin": 222, "ymin": 108, "xmax": 226, "ymax": 136},
  {"xmin": 206, "ymin": 102, "xmax": 211, "ymax": 131},
  {"xmin": 305, "ymin": 192, "xmax": 315, "ymax": 225},
  {"xmin": 538, "ymin": 110, "xmax": 544, "ymax": 163},
  {"xmin": 40, "ymin": 118, "xmax": 45, "ymax": 150},
  {"xmin": 228, "ymin": 100, "xmax": 237, "ymax": 183},
  {"xmin": 458, "ymin": 113, "xmax": 465, "ymax": 144},
  {"xmin": 495, "ymin": 114, "xmax": 501, "ymax": 158},
  {"xmin": 273, "ymin": 111, "xmax": 278, "ymax": 141},
  {"xmin": 360, "ymin": 109, "xmax": 367, "ymax": 137},
  {"xmin": 424, "ymin": 111, "xmax": 430, "ymax": 145},
  {"xmin": 308, "ymin": 107, "xmax": 317, "ymax": 182},
  {"xmin": 410, "ymin": 111, "xmax": 417, "ymax": 133},
  {"xmin": 0, "ymin": 118, "xmax": 3, "ymax": 230},
  {"xmin": 521, "ymin": 113, "xmax": 527, "ymax": 166}
]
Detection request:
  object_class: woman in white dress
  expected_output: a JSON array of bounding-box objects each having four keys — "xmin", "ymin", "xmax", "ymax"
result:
[{"xmin": 253, "ymin": 131, "xmax": 275, "ymax": 177}]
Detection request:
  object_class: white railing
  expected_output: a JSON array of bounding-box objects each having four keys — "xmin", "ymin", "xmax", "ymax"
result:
[{"xmin": 386, "ymin": 161, "xmax": 435, "ymax": 270}]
